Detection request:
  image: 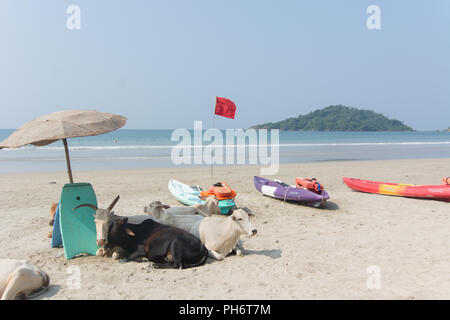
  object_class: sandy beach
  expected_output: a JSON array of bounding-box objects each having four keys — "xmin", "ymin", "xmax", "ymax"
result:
[{"xmin": 0, "ymin": 158, "xmax": 449, "ymax": 300}]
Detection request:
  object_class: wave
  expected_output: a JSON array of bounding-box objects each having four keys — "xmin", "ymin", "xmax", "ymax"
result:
[
  {"xmin": 2, "ymin": 141, "xmax": 450, "ymax": 151},
  {"xmin": 0, "ymin": 156, "xmax": 168, "ymax": 162}
]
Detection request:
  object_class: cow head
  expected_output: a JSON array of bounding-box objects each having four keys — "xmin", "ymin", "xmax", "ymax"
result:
[
  {"xmin": 107, "ymin": 216, "xmax": 137, "ymax": 253},
  {"xmin": 144, "ymin": 200, "xmax": 170, "ymax": 219},
  {"xmin": 74, "ymin": 195, "xmax": 120, "ymax": 247},
  {"xmin": 230, "ymin": 209, "xmax": 257, "ymax": 237},
  {"xmin": 205, "ymin": 196, "xmax": 221, "ymax": 215}
]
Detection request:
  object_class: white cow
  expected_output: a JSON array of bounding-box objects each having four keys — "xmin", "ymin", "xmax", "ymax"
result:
[
  {"xmin": 144, "ymin": 201, "xmax": 257, "ymax": 260},
  {"xmin": 152, "ymin": 197, "xmax": 220, "ymax": 217},
  {"xmin": 144, "ymin": 201, "xmax": 203, "ymax": 237},
  {"xmin": 193, "ymin": 197, "xmax": 221, "ymax": 216},
  {"xmin": 159, "ymin": 205, "xmax": 210, "ymax": 217},
  {"xmin": 0, "ymin": 259, "xmax": 50, "ymax": 300},
  {"xmin": 199, "ymin": 209, "xmax": 257, "ymax": 260}
]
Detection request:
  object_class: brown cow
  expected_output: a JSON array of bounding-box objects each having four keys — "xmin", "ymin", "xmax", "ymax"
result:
[{"xmin": 47, "ymin": 202, "xmax": 58, "ymax": 238}]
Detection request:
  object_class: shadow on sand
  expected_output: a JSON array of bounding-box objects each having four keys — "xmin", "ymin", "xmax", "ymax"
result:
[
  {"xmin": 30, "ymin": 284, "xmax": 61, "ymax": 300},
  {"xmin": 204, "ymin": 248, "xmax": 282, "ymax": 264},
  {"xmin": 321, "ymin": 201, "xmax": 340, "ymax": 211},
  {"xmin": 283, "ymin": 199, "xmax": 340, "ymax": 211},
  {"xmin": 239, "ymin": 206, "xmax": 254, "ymax": 214},
  {"xmin": 241, "ymin": 248, "xmax": 282, "ymax": 259}
]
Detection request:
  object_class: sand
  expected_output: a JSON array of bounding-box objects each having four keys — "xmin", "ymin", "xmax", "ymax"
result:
[{"xmin": 0, "ymin": 158, "xmax": 449, "ymax": 300}]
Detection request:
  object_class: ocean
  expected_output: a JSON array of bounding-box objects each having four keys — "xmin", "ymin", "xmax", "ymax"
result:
[{"xmin": 1, "ymin": 129, "xmax": 450, "ymax": 174}]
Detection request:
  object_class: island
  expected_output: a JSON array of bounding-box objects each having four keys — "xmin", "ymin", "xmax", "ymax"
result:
[{"xmin": 251, "ymin": 105, "xmax": 414, "ymax": 131}]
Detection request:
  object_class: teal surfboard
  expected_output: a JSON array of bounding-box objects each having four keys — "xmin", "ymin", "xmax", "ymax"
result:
[
  {"xmin": 168, "ymin": 179, "xmax": 235, "ymax": 214},
  {"xmin": 51, "ymin": 203, "xmax": 62, "ymax": 248},
  {"xmin": 59, "ymin": 183, "xmax": 99, "ymax": 259}
]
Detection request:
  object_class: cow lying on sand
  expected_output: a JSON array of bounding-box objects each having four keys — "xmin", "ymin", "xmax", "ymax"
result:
[
  {"xmin": 145, "ymin": 201, "xmax": 257, "ymax": 261},
  {"xmin": 74, "ymin": 196, "xmax": 152, "ymax": 258},
  {"xmin": 162, "ymin": 202, "xmax": 213, "ymax": 217},
  {"xmin": 107, "ymin": 217, "xmax": 208, "ymax": 269},
  {"xmin": 143, "ymin": 197, "xmax": 220, "ymax": 218},
  {"xmin": 74, "ymin": 195, "xmax": 218, "ymax": 258},
  {"xmin": 192, "ymin": 197, "xmax": 221, "ymax": 216},
  {"xmin": 75, "ymin": 196, "xmax": 208, "ymax": 268},
  {"xmin": 0, "ymin": 259, "xmax": 50, "ymax": 300}
]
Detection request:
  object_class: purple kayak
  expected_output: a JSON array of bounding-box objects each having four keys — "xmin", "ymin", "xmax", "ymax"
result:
[{"xmin": 254, "ymin": 176, "xmax": 330, "ymax": 208}]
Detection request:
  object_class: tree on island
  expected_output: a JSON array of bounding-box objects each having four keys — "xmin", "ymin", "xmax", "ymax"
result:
[{"xmin": 252, "ymin": 105, "xmax": 414, "ymax": 132}]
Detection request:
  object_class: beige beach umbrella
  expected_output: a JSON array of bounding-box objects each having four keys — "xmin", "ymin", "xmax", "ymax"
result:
[{"xmin": 0, "ymin": 110, "xmax": 127, "ymax": 183}]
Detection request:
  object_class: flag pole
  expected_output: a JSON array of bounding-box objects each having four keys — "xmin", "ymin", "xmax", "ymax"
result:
[
  {"xmin": 211, "ymin": 104, "xmax": 215, "ymax": 178},
  {"xmin": 211, "ymin": 97, "xmax": 236, "ymax": 179}
]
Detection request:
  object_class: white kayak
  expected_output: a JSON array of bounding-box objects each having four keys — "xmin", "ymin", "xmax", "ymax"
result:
[{"xmin": 168, "ymin": 179, "xmax": 235, "ymax": 214}]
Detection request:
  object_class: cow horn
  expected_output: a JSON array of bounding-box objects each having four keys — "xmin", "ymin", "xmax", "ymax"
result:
[
  {"xmin": 107, "ymin": 195, "xmax": 120, "ymax": 211},
  {"xmin": 73, "ymin": 203, "xmax": 98, "ymax": 211}
]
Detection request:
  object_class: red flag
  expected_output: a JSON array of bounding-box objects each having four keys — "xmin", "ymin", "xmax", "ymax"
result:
[{"xmin": 215, "ymin": 97, "xmax": 236, "ymax": 119}]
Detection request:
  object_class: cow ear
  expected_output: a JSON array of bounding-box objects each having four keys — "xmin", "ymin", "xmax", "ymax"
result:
[
  {"xmin": 161, "ymin": 205, "xmax": 170, "ymax": 209},
  {"xmin": 115, "ymin": 217, "xmax": 127, "ymax": 224},
  {"xmin": 248, "ymin": 213, "xmax": 255, "ymax": 218},
  {"xmin": 125, "ymin": 228, "xmax": 135, "ymax": 236}
]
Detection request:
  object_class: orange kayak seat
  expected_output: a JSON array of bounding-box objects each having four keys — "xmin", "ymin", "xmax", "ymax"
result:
[
  {"xmin": 296, "ymin": 177, "xmax": 324, "ymax": 193},
  {"xmin": 200, "ymin": 182, "xmax": 236, "ymax": 200}
]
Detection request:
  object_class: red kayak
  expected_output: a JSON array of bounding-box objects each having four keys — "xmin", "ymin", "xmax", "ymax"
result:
[{"xmin": 343, "ymin": 177, "xmax": 450, "ymax": 202}]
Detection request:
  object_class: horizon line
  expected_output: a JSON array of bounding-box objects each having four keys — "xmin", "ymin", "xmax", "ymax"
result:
[{"xmin": 1, "ymin": 128, "xmax": 449, "ymax": 132}]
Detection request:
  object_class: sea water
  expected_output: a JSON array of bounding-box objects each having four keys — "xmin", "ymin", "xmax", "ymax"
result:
[{"xmin": 0, "ymin": 129, "xmax": 449, "ymax": 173}]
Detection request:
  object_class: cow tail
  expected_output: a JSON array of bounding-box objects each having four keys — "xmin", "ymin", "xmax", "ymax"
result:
[{"xmin": 200, "ymin": 245, "xmax": 209, "ymax": 266}]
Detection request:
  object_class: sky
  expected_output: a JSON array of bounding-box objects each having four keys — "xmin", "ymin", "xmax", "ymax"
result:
[{"xmin": 0, "ymin": 1, "xmax": 449, "ymax": 130}]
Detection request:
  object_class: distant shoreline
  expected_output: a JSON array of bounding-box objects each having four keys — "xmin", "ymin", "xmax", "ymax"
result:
[
  {"xmin": 1, "ymin": 128, "xmax": 450, "ymax": 132},
  {"xmin": 1, "ymin": 157, "xmax": 450, "ymax": 176},
  {"xmin": 2, "ymin": 154, "xmax": 450, "ymax": 175}
]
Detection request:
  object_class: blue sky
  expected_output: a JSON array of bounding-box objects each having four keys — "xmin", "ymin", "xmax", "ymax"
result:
[{"xmin": 0, "ymin": 1, "xmax": 449, "ymax": 130}]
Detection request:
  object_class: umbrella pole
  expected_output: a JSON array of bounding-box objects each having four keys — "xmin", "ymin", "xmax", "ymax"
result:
[{"xmin": 63, "ymin": 138, "xmax": 74, "ymax": 184}]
